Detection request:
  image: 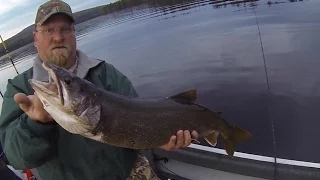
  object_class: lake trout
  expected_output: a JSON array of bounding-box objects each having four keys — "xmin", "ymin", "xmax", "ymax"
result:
[{"xmin": 28, "ymin": 62, "xmax": 252, "ymax": 157}]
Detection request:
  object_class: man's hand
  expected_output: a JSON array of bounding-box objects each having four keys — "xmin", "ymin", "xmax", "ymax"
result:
[
  {"xmin": 14, "ymin": 92, "xmax": 54, "ymax": 123},
  {"xmin": 159, "ymin": 130, "xmax": 199, "ymax": 151}
]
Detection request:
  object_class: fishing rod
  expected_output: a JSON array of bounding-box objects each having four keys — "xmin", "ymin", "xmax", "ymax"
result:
[
  {"xmin": 253, "ymin": 8, "xmax": 278, "ymax": 180},
  {"xmin": 0, "ymin": 35, "xmax": 19, "ymax": 75},
  {"xmin": 0, "ymin": 34, "xmax": 20, "ymax": 98}
]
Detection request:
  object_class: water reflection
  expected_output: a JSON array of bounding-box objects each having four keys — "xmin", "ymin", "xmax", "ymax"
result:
[
  {"xmin": 0, "ymin": 0, "xmax": 306, "ymax": 66},
  {"xmin": 0, "ymin": 0, "xmax": 317, "ymax": 164}
]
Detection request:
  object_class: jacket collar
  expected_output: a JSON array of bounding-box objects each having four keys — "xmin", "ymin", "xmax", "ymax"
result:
[{"xmin": 32, "ymin": 49, "xmax": 102, "ymax": 81}]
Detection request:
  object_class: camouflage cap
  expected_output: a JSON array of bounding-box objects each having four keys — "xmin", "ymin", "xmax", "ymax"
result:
[{"xmin": 35, "ymin": 0, "xmax": 75, "ymax": 26}]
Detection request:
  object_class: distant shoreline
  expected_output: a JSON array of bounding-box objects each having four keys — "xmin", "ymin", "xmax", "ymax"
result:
[{"xmin": 0, "ymin": 0, "xmax": 154, "ymax": 58}]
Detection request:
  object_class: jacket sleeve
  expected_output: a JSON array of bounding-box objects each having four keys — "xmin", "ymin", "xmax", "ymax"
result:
[
  {"xmin": 107, "ymin": 64, "xmax": 139, "ymax": 98},
  {"xmin": 0, "ymin": 76, "xmax": 59, "ymax": 170}
]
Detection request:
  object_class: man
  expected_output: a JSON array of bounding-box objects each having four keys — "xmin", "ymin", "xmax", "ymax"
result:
[{"xmin": 0, "ymin": 0, "xmax": 198, "ymax": 180}]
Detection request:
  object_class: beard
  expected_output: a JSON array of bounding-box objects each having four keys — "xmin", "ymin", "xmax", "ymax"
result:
[{"xmin": 46, "ymin": 43, "xmax": 72, "ymax": 67}]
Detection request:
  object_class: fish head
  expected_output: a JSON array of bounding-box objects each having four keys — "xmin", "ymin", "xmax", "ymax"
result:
[{"xmin": 28, "ymin": 61, "xmax": 101, "ymax": 134}]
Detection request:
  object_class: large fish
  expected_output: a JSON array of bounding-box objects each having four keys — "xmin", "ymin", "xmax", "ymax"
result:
[{"xmin": 28, "ymin": 62, "xmax": 252, "ymax": 156}]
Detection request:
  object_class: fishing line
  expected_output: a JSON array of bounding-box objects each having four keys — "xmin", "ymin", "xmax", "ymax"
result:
[
  {"xmin": 253, "ymin": 8, "xmax": 278, "ymax": 180},
  {"xmin": 0, "ymin": 34, "xmax": 20, "ymax": 99}
]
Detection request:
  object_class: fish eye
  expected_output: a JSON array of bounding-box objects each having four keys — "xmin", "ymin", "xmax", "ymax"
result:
[{"xmin": 64, "ymin": 77, "xmax": 71, "ymax": 85}]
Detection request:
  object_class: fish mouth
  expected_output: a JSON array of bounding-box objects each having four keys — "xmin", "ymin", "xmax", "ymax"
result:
[{"xmin": 28, "ymin": 62, "xmax": 64, "ymax": 106}]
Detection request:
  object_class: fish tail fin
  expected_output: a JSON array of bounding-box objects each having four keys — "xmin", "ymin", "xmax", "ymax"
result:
[
  {"xmin": 204, "ymin": 131, "xmax": 219, "ymax": 147},
  {"xmin": 223, "ymin": 125, "xmax": 252, "ymax": 157}
]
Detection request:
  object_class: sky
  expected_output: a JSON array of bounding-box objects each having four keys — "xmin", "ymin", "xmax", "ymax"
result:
[{"xmin": 0, "ymin": 0, "xmax": 114, "ymax": 40}]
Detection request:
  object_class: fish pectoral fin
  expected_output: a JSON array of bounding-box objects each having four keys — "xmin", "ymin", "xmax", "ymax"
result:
[
  {"xmin": 168, "ymin": 89, "xmax": 197, "ymax": 104},
  {"xmin": 204, "ymin": 131, "xmax": 219, "ymax": 147}
]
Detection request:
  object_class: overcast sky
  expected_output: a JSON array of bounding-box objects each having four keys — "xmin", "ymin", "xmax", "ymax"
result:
[{"xmin": 0, "ymin": 0, "xmax": 114, "ymax": 40}]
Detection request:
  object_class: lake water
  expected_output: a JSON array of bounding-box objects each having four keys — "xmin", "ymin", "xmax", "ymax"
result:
[{"xmin": 0, "ymin": 0, "xmax": 319, "ymax": 165}]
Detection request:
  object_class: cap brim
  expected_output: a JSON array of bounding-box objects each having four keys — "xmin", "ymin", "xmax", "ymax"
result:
[{"xmin": 37, "ymin": 11, "xmax": 75, "ymax": 26}]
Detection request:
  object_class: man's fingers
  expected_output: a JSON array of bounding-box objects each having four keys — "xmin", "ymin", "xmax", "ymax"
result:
[
  {"xmin": 183, "ymin": 130, "xmax": 191, "ymax": 147},
  {"xmin": 164, "ymin": 135, "xmax": 176, "ymax": 151},
  {"xmin": 175, "ymin": 130, "xmax": 184, "ymax": 148},
  {"xmin": 191, "ymin": 130, "xmax": 199, "ymax": 139},
  {"xmin": 14, "ymin": 93, "xmax": 31, "ymax": 111},
  {"xmin": 14, "ymin": 93, "xmax": 29, "ymax": 104}
]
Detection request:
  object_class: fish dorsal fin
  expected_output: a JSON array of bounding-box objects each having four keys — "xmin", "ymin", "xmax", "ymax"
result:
[{"xmin": 168, "ymin": 89, "xmax": 197, "ymax": 104}]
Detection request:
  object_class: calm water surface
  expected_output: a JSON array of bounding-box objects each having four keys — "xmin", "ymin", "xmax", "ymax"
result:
[{"xmin": 0, "ymin": 0, "xmax": 319, "ymax": 164}]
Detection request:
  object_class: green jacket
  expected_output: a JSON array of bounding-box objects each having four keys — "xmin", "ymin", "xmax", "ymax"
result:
[{"xmin": 0, "ymin": 50, "xmax": 139, "ymax": 180}]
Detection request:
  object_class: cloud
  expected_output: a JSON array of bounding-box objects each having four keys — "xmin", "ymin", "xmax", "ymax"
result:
[
  {"xmin": 0, "ymin": 11, "xmax": 35, "ymax": 39},
  {"xmin": 0, "ymin": 0, "xmax": 43, "ymax": 39},
  {"xmin": 0, "ymin": 0, "xmax": 29, "ymax": 16},
  {"xmin": 1, "ymin": 24, "xmax": 31, "ymax": 41}
]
